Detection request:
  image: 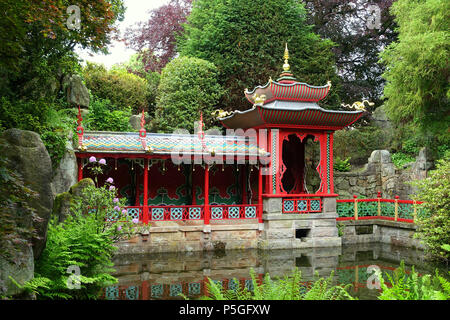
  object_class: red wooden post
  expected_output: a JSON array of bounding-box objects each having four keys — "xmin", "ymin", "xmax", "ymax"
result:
[
  {"xmin": 192, "ymin": 165, "xmax": 196, "ymax": 205},
  {"xmin": 143, "ymin": 159, "xmax": 149, "ymax": 224},
  {"xmin": 328, "ymin": 131, "xmax": 335, "ymax": 194},
  {"xmin": 258, "ymin": 165, "xmax": 263, "ymax": 223},
  {"xmin": 204, "ymin": 164, "xmax": 210, "ymax": 224},
  {"xmin": 77, "ymin": 158, "xmax": 83, "ymax": 181}
]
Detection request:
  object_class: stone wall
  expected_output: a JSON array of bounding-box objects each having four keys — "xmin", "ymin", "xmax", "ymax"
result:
[
  {"xmin": 115, "ymin": 220, "xmax": 262, "ymax": 254},
  {"xmin": 258, "ymin": 197, "xmax": 341, "ymax": 250},
  {"xmin": 339, "ymin": 219, "xmax": 425, "ymax": 249},
  {"xmin": 334, "ymin": 148, "xmax": 432, "ymax": 200}
]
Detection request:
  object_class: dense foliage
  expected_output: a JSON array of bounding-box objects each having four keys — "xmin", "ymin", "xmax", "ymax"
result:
[
  {"xmin": 116, "ymin": 54, "xmax": 162, "ymax": 113},
  {"xmin": 125, "ymin": 0, "xmax": 192, "ymax": 73},
  {"xmin": 0, "ymin": 1, "xmax": 125, "ymax": 168},
  {"xmin": 380, "ymin": 0, "xmax": 449, "ymax": 150},
  {"xmin": 178, "ymin": 0, "xmax": 341, "ymax": 112},
  {"xmin": 334, "ymin": 157, "xmax": 352, "ymax": 172},
  {"xmin": 304, "ymin": 0, "xmax": 397, "ymax": 106},
  {"xmin": 84, "ymin": 96, "xmax": 132, "ymax": 132},
  {"xmin": 412, "ymin": 153, "xmax": 450, "ymax": 261},
  {"xmin": 333, "ymin": 126, "xmax": 390, "ymax": 165},
  {"xmin": 154, "ymin": 57, "xmax": 224, "ymax": 133},
  {"xmin": 377, "ymin": 261, "xmax": 450, "ymax": 300},
  {"xmin": 82, "ymin": 63, "xmax": 150, "ymax": 114},
  {"xmin": 0, "ymin": 0, "xmax": 125, "ymax": 100},
  {"xmin": 0, "ymin": 98, "xmax": 77, "ymax": 169},
  {"xmin": 202, "ymin": 268, "xmax": 354, "ymax": 300},
  {"xmin": 17, "ymin": 159, "xmax": 142, "ymax": 299}
]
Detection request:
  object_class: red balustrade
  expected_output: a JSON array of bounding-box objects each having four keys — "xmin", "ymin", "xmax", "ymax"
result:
[
  {"xmin": 282, "ymin": 198, "xmax": 322, "ymax": 214},
  {"xmin": 114, "ymin": 204, "xmax": 259, "ymax": 223}
]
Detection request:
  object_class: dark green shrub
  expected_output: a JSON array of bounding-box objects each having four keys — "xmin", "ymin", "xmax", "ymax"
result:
[
  {"xmin": 154, "ymin": 56, "xmax": 224, "ymax": 133},
  {"xmin": 82, "ymin": 63, "xmax": 149, "ymax": 114},
  {"xmin": 391, "ymin": 152, "xmax": 416, "ymax": 168},
  {"xmin": 333, "ymin": 126, "xmax": 389, "ymax": 166},
  {"xmin": 85, "ymin": 97, "xmax": 132, "ymax": 132},
  {"xmin": 412, "ymin": 153, "xmax": 450, "ymax": 261},
  {"xmin": 334, "ymin": 156, "xmax": 351, "ymax": 172}
]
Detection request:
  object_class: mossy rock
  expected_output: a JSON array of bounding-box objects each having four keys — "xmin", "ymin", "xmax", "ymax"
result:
[
  {"xmin": 53, "ymin": 178, "xmax": 95, "ymax": 223},
  {"xmin": 69, "ymin": 178, "xmax": 95, "ymax": 197}
]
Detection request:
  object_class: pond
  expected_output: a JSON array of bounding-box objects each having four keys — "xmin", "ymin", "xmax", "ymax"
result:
[{"xmin": 103, "ymin": 244, "xmax": 449, "ymax": 300}]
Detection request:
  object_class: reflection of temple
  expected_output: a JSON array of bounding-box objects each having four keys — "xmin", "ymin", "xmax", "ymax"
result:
[
  {"xmin": 75, "ymin": 45, "xmax": 364, "ymax": 250},
  {"xmin": 102, "ymin": 244, "xmax": 431, "ymax": 300}
]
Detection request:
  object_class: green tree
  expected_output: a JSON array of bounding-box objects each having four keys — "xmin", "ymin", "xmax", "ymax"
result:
[
  {"xmin": 83, "ymin": 62, "xmax": 150, "ymax": 114},
  {"xmin": 117, "ymin": 53, "xmax": 161, "ymax": 114},
  {"xmin": 85, "ymin": 96, "xmax": 133, "ymax": 132},
  {"xmin": 178, "ymin": 0, "xmax": 341, "ymax": 112},
  {"xmin": 412, "ymin": 152, "xmax": 450, "ymax": 261},
  {"xmin": 0, "ymin": 0, "xmax": 125, "ymax": 100},
  {"xmin": 379, "ymin": 0, "xmax": 450, "ymax": 148},
  {"xmin": 154, "ymin": 56, "xmax": 224, "ymax": 132}
]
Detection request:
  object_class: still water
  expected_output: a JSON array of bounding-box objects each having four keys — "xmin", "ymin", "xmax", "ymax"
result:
[{"xmin": 103, "ymin": 244, "xmax": 449, "ymax": 300}]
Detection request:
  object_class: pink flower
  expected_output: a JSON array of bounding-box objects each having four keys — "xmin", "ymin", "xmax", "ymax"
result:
[
  {"xmin": 99, "ymin": 158, "xmax": 106, "ymax": 165},
  {"xmin": 89, "ymin": 156, "xmax": 97, "ymax": 163},
  {"xmin": 109, "ymin": 185, "xmax": 115, "ymax": 191},
  {"xmin": 132, "ymin": 218, "xmax": 139, "ymax": 224},
  {"xmin": 121, "ymin": 209, "xmax": 127, "ymax": 215},
  {"xmin": 106, "ymin": 177, "xmax": 114, "ymax": 184},
  {"xmin": 117, "ymin": 225, "xmax": 122, "ymax": 231},
  {"xmin": 113, "ymin": 198, "xmax": 119, "ymax": 203},
  {"xmin": 114, "ymin": 206, "xmax": 120, "ymax": 211}
]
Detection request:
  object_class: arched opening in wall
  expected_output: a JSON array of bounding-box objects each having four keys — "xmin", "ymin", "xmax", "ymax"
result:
[
  {"xmin": 280, "ymin": 134, "xmax": 320, "ymax": 194},
  {"xmin": 304, "ymin": 137, "xmax": 321, "ymax": 193},
  {"xmin": 281, "ymin": 134, "xmax": 305, "ymax": 194}
]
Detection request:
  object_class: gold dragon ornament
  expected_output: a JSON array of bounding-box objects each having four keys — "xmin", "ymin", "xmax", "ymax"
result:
[{"xmin": 341, "ymin": 100, "xmax": 374, "ymax": 111}]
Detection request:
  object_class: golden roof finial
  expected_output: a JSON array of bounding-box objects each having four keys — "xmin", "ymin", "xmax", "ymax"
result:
[{"xmin": 283, "ymin": 43, "xmax": 290, "ymax": 72}]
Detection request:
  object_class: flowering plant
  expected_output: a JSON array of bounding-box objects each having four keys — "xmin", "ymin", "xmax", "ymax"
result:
[{"xmin": 72, "ymin": 158, "xmax": 149, "ymax": 242}]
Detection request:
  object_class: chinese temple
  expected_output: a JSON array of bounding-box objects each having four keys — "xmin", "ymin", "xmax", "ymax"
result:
[{"xmin": 75, "ymin": 45, "xmax": 364, "ymax": 250}]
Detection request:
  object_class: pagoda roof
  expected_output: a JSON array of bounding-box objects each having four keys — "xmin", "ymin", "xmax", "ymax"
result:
[
  {"xmin": 219, "ymin": 101, "xmax": 364, "ymax": 130},
  {"xmin": 244, "ymin": 80, "xmax": 331, "ymax": 104},
  {"xmin": 76, "ymin": 131, "xmax": 269, "ymax": 157}
]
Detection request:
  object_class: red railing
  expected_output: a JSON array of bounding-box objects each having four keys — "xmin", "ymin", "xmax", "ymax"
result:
[
  {"xmin": 147, "ymin": 205, "xmax": 205, "ymax": 221},
  {"xmin": 336, "ymin": 193, "xmax": 425, "ymax": 223},
  {"xmin": 210, "ymin": 204, "xmax": 258, "ymax": 220},
  {"xmin": 282, "ymin": 198, "xmax": 322, "ymax": 214},
  {"xmin": 110, "ymin": 204, "xmax": 261, "ymax": 223}
]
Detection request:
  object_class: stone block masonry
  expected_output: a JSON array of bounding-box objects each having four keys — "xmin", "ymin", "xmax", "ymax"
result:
[
  {"xmin": 334, "ymin": 149, "xmax": 432, "ymax": 200},
  {"xmin": 338, "ymin": 219, "xmax": 425, "ymax": 249}
]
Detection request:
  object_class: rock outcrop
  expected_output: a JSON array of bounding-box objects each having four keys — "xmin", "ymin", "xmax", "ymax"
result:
[
  {"xmin": 51, "ymin": 131, "xmax": 78, "ymax": 197},
  {"xmin": 63, "ymin": 74, "xmax": 90, "ymax": 107},
  {"xmin": 334, "ymin": 149, "xmax": 432, "ymax": 200},
  {"xmin": 0, "ymin": 129, "xmax": 53, "ymax": 259}
]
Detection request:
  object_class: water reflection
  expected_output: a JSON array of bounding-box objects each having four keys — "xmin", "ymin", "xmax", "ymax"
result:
[{"xmin": 103, "ymin": 244, "xmax": 448, "ymax": 300}]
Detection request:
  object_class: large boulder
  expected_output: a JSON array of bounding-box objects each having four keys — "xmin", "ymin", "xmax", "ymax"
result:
[
  {"xmin": 0, "ymin": 245, "xmax": 34, "ymax": 297},
  {"xmin": 63, "ymin": 74, "xmax": 90, "ymax": 107},
  {"xmin": 51, "ymin": 131, "xmax": 78, "ymax": 197},
  {"xmin": 0, "ymin": 129, "xmax": 54, "ymax": 259}
]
